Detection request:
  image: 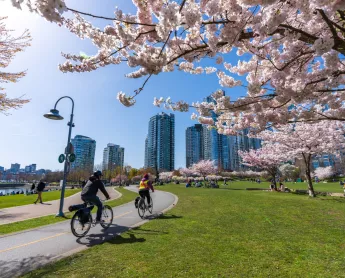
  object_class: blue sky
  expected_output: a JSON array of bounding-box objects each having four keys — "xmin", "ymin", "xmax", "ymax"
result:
[{"xmin": 0, "ymin": 0, "xmax": 246, "ymax": 171}]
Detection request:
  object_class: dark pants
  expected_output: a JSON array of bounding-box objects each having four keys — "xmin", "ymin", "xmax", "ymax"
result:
[
  {"xmin": 82, "ymin": 195, "xmax": 102, "ymax": 221},
  {"xmin": 34, "ymin": 191, "xmax": 43, "ymax": 203},
  {"xmin": 139, "ymin": 189, "xmax": 151, "ymax": 205}
]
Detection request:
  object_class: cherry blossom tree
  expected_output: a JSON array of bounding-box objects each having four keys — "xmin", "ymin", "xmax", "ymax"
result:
[
  {"xmin": 256, "ymin": 121, "xmax": 345, "ymax": 196},
  {"xmin": 10, "ymin": 0, "xmax": 345, "ymax": 131},
  {"xmin": 191, "ymin": 159, "xmax": 217, "ymax": 180},
  {"xmin": 131, "ymin": 175, "xmax": 142, "ymax": 183},
  {"xmin": 313, "ymin": 166, "xmax": 334, "ymax": 181},
  {"xmin": 179, "ymin": 167, "xmax": 195, "ymax": 177},
  {"xmin": 279, "ymin": 164, "xmax": 300, "ymax": 181},
  {"xmin": 159, "ymin": 171, "xmax": 173, "ymax": 182},
  {"xmin": 1, "ymin": 17, "xmax": 31, "ymax": 114},
  {"xmin": 239, "ymin": 144, "xmax": 288, "ymax": 189},
  {"xmin": 114, "ymin": 174, "xmax": 128, "ymax": 184}
]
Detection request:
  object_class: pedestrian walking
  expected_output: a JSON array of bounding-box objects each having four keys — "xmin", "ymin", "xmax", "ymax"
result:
[
  {"xmin": 34, "ymin": 180, "xmax": 46, "ymax": 204},
  {"xmin": 31, "ymin": 182, "xmax": 35, "ymax": 191}
]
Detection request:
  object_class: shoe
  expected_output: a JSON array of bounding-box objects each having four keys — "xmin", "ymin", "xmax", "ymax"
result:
[
  {"xmin": 34, "ymin": 202, "xmax": 37, "ymax": 204},
  {"xmin": 94, "ymin": 220, "xmax": 104, "ymax": 225},
  {"xmin": 40, "ymin": 202, "xmax": 43, "ymax": 204},
  {"xmin": 148, "ymin": 205, "xmax": 152, "ymax": 208}
]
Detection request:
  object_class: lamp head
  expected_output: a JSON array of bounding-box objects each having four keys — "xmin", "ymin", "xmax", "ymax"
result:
[{"xmin": 43, "ymin": 109, "xmax": 63, "ymax": 120}]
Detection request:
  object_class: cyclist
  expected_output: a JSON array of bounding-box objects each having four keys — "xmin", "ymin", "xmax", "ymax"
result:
[
  {"xmin": 81, "ymin": 170, "xmax": 110, "ymax": 224},
  {"xmin": 138, "ymin": 173, "xmax": 154, "ymax": 207}
]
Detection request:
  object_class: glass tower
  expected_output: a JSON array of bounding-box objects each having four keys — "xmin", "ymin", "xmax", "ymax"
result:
[
  {"xmin": 145, "ymin": 112, "xmax": 175, "ymax": 171},
  {"xmin": 71, "ymin": 135, "xmax": 96, "ymax": 173},
  {"xmin": 102, "ymin": 143, "xmax": 125, "ymax": 171}
]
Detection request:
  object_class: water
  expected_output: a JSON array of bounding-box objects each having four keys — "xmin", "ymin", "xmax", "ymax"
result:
[{"xmin": 0, "ymin": 185, "xmax": 30, "ymax": 195}]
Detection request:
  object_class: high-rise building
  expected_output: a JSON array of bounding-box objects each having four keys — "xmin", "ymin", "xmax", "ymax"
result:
[
  {"xmin": 25, "ymin": 164, "xmax": 37, "ymax": 173},
  {"xmin": 10, "ymin": 163, "xmax": 20, "ymax": 174},
  {"xmin": 71, "ymin": 135, "xmax": 96, "ymax": 172},
  {"xmin": 186, "ymin": 124, "xmax": 211, "ymax": 167},
  {"xmin": 0, "ymin": 166, "xmax": 4, "ymax": 173},
  {"xmin": 102, "ymin": 143, "xmax": 125, "ymax": 171},
  {"xmin": 201, "ymin": 92, "xmax": 261, "ymax": 171},
  {"xmin": 203, "ymin": 93, "xmax": 232, "ymax": 170},
  {"xmin": 145, "ymin": 112, "xmax": 175, "ymax": 171},
  {"xmin": 228, "ymin": 130, "xmax": 262, "ymax": 171},
  {"xmin": 144, "ymin": 137, "xmax": 149, "ymax": 169}
]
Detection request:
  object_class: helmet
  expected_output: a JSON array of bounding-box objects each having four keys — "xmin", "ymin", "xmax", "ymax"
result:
[
  {"xmin": 93, "ymin": 170, "xmax": 103, "ymax": 178},
  {"xmin": 143, "ymin": 173, "xmax": 149, "ymax": 179}
]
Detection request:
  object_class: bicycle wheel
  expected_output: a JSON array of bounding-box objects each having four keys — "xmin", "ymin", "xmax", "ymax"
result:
[
  {"xmin": 71, "ymin": 210, "xmax": 92, "ymax": 237},
  {"xmin": 148, "ymin": 196, "xmax": 153, "ymax": 214},
  {"xmin": 137, "ymin": 198, "xmax": 145, "ymax": 219},
  {"xmin": 100, "ymin": 205, "xmax": 113, "ymax": 229}
]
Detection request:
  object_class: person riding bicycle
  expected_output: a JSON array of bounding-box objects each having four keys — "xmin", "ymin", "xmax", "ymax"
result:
[
  {"xmin": 138, "ymin": 173, "xmax": 154, "ymax": 207},
  {"xmin": 81, "ymin": 170, "xmax": 110, "ymax": 224}
]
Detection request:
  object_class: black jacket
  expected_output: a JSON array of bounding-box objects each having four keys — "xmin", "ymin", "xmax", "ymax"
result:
[
  {"xmin": 81, "ymin": 176, "xmax": 110, "ymax": 199},
  {"xmin": 36, "ymin": 182, "xmax": 45, "ymax": 192}
]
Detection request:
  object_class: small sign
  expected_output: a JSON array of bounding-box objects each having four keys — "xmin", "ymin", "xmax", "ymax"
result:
[
  {"xmin": 65, "ymin": 142, "xmax": 74, "ymax": 154},
  {"xmin": 58, "ymin": 154, "xmax": 65, "ymax": 163},
  {"xmin": 68, "ymin": 153, "xmax": 76, "ymax": 163}
]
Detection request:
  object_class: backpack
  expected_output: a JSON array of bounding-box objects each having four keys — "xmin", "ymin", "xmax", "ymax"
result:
[
  {"xmin": 78, "ymin": 207, "xmax": 93, "ymax": 224},
  {"xmin": 134, "ymin": 197, "xmax": 141, "ymax": 208}
]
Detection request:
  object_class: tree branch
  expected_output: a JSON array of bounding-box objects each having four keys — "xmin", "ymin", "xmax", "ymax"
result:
[{"xmin": 67, "ymin": 8, "xmax": 156, "ymax": 27}]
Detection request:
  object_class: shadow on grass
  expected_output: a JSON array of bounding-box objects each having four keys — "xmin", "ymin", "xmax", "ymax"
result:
[
  {"xmin": 157, "ymin": 214, "xmax": 182, "ymax": 220},
  {"xmin": 319, "ymin": 197, "xmax": 345, "ymax": 203},
  {"xmin": 0, "ymin": 255, "xmax": 53, "ymax": 278},
  {"xmin": 143, "ymin": 213, "xmax": 182, "ymax": 221}
]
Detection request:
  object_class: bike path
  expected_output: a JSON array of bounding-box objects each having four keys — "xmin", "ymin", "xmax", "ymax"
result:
[{"xmin": 0, "ymin": 186, "xmax": 177, "ymax": 278}]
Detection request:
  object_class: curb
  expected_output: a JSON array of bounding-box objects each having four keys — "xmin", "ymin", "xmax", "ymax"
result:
[{"xmin": 123, "ymin": 187, "xmax": 179, "ymax": 229}]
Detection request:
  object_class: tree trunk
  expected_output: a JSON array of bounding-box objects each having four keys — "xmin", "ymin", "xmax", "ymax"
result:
[
  {"xmin": 268, "ymin": 168, "xmax": 277, "ymax": 190},
  {"xmin": 305, "ymin": 169, "xmax": 316, "ymax": 197},
  {"xmin": 303, "ymin": 153, "xmax": 316, "ymax": 197}
]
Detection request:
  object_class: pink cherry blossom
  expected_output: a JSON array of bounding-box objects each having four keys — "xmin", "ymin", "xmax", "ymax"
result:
[
  {"xmin": 10, "ymin": 0, "xmax": 345, "ymax": 132},
  {"xmin": 313, "ymin": 166, "xmax": 334, "ymax": 181},
  {"xmin": 254, "ymin": 121, "xmax": 345, "ymax": 196},
  {"xmin": 191, "ymin": 159, "xmax": 217, "ymax": 179}
]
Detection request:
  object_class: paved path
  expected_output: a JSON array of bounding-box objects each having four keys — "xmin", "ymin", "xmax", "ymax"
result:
[
  {"xmin": 0, "ymin": 188, "xmax": 120, "ymax": 225},
  {"xmin": 0, "ymin": 186, "xmax": 177, "ymax": 278}
]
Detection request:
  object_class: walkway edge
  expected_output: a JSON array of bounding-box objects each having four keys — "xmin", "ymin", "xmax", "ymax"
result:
[
  {"xmin": 0, "ymin": 188, "xmax": 122, "ymax": 237},
  {"xmin": 126, "ymin": 188, "xmax": 179, "ymax": 229}
]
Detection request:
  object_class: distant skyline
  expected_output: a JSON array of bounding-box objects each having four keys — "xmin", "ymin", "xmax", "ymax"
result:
[{"xmin": 0, "ymin": 1, "xmax": 247, "ymax": 171}]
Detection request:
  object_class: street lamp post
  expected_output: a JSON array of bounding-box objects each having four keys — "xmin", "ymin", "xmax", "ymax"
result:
[{"xmin": 44, "ymin": 96, "xmax": 75, "ymax": 217}]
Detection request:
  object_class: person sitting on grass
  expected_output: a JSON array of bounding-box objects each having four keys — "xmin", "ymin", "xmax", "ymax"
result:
[
  {"xmin": 279, "ymin": 182, "xmax": 285, "ymax": 192},
  {"xmin": 186, "ymin": 179, "xmax": 192, "ymax": 188},
  {"xmin": 269, "ymin": 183, "xmax": 275, "ymax": 191}
]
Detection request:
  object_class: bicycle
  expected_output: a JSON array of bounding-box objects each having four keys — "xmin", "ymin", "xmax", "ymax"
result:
[
  {"xmin": 137, "ymin": 194, "xmax": 153, "ymax": 219},
  {"xmin": 70, "ymin": 199, "xmax": 113, "ymax": 237}
]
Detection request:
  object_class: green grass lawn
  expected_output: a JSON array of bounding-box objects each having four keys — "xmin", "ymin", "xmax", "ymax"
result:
[
  {"xmin": 0, "ymin": 187, "xmax": 138, "ymax": 236},
  {"xmin": 219, "ymin": 180, "xmax": 344, "ymax": 193},
  {"xmin": 24, "ymin": 184, "xmax": 345, "ymax": 278},
  {"xmin": 0, "ymin": 189, "xmax": 81, "ymax": 209}
]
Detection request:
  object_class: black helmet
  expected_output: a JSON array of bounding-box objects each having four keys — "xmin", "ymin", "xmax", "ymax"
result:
[{"xmin": 93, "ymin": 170, "xmax": 103, "ymax": 178}]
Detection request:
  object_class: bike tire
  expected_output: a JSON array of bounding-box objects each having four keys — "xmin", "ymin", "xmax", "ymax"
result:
[
  {"xmin": 100, "ymin": 205, "xmax": 113, "ymax": 229},
  {"xmin": 71, "ymin": 210, "xmax": 92, "ymax": 238},
  {"xmin": 138, "ymin": 198, "xmax": 145, "ymax": 219},
  {"xmin": 148, "ymin": 196, "xmax": 153, "ymax": 214}
]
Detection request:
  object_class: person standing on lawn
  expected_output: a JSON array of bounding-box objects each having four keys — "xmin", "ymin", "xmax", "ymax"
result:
[{"xmin": 34, "ymin": 180, "xmax": 46, "ymax": 204}]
